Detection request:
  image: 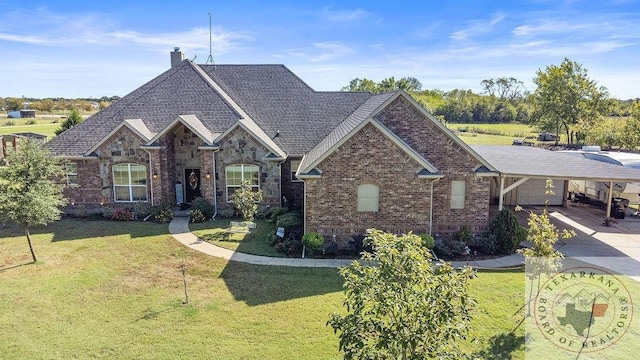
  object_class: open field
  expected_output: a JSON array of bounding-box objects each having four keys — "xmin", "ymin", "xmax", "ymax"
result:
[
  {"xmin": 1, "ymin": 219, "xmax": 526, "ymax": 359},
  {"xmin": 1, "ymin": 113, "xmax": 93, "ymax": 139}
]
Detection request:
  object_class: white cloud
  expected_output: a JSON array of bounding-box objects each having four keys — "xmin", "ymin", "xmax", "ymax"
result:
[
  {"xmin": 0, "ymin": 7, "xmax": 252, "ymax": 54},
  {"xmin": 321, "ymin": 7, "xmax": 371, "ymax": 22},
  {"xmin": 287, "ymin": 42, "xmax": 354, "ymax": 63},
  {"xmin": 450, "ymin": 13, "xmax": 506, "ymax": 40}
]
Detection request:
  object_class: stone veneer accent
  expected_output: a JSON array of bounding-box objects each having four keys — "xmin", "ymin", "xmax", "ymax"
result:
[
  {"xmin": 373, "ymin": 96, "xmax": 491, "ymax": 236},
  {"xmin": 304, "ymin": 122, "xmax": 435, "ymax": 241},
  {"xmin": 215, "ymin": 126, "xmax": 281, "ymax": 213}
]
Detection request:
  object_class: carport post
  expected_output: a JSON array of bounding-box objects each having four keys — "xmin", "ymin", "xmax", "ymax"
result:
[{"xmin": 606, "ymin": 181, "xmax": 613, "ymax": 218}]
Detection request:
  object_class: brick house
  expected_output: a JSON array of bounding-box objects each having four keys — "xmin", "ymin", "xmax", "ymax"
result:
[{"xmin": 46, "ymin": 51, "xmax": 497, "ymax": 239}]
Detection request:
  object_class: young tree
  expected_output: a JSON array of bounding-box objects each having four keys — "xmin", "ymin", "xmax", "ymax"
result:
[
  {"xmin": 531, "ymin": 58, "xmax": 612, "ymax": 145},
  {"xmin": 55, "ymin": 109, "xmax": 83, "ymax": 135},
  {"xmin": 622, "ymin": 100, "xmax": 640, "ymax": 151},
  {"xmin": 328, "ymin": 229, "xmax": 475, "ymax": 359},
  {"xmin": 0, "ymin": 139, "xmax": 68, "ymax": 262},
  {"xmin": 517, "ymin": 179, "xmax": 575, "ymax": 315},
  {"xmin": 231, "ymin": 180, "xmax": 263, "ymax": 222}
]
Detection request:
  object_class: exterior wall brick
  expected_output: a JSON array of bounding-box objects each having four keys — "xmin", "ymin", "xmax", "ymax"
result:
[
  {"xmin": 63, "ymin": 159, "xmax": 102, "ymax": 204},
  {"xmin": 305, "ymin": 123, "xmax": 435, "ymax": 241},
  {"xmin": 373, "ymin": 96, "xmax": 491, "ymax": 237},
  {"xmin": 215, "ymin": 127, "xmax": 281, "ymax": 213},
  {"xmin": 281, "ymin": 158, "xmax": 304, "ymax": 210}
]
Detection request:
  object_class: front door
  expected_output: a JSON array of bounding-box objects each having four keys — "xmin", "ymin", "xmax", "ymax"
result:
[{"xmin": 184, "ymin": 168, "xmax": 202, "ymax": 203}]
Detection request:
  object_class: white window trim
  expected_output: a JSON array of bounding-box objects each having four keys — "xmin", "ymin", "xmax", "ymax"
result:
[
  {"xmin": 450, "ymin": 180, "xmax": 466, "ymax": 210},
  {"xmin": 225, "ymin": 164, "xmax": 260, "ymax": 202},
  {"xmin": 357, "ymin": 184, "xmax": 379, "ymax": 212},
  {"xmin": 113, "ymin": 163, "xmax": 148, "ymax": 203},
  {"xmin": 65, "ymin": 162, "xmax": 78, "ymax": 186},
  {"xmin": 290, "ymin": 159, "xmax": 302, "ymax": 182}
]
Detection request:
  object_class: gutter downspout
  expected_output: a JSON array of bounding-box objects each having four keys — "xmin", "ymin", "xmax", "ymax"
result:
[{"xmin": 429, "ymin": 178, "xmax": 440, "ymax": 236}]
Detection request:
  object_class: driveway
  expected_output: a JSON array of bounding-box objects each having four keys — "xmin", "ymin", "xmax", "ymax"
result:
[{"xmin": 517, "ymin": 203, "xmax": 640, "ymax": 282}]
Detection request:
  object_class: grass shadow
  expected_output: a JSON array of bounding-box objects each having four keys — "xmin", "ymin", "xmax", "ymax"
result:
[
  {"xmin": 0, "ymin": 219, "xmax": 170, "ymax": 242},
  {"xmin": 0, "ymin": 261, "xmax": 34, "ymax": 273},
  {"xmin": 219, "ymin": 260, "xmax": 343, "ymax": 306},
  {"xmin": 472, "ymin": 331, "xmax": 525, "ymax": 360},
  {"xmin": 191, "ymin": 218, "xmax": 280, "ymax": 257}
]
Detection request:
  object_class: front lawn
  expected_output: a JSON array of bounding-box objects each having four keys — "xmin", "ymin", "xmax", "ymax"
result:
[
  {"xmin": 1, "ymin": 219, "xmax": 527, "ymax": 359},
  {"xmin": 189, "ymin": 218, "xmax": 280, "ymax": 257}
]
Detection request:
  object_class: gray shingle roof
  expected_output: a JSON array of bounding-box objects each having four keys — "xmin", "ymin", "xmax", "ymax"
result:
[
  {"xmin": 472, "ymin": 145, "xmax": 640, "ymax": 182},
  {"xmin": 298, "ymin": 93, "xmax": 395, "ymax": 174},
  {"xmin": 47, "ymin": 61, "xmax": 372, "ymax": 157}
]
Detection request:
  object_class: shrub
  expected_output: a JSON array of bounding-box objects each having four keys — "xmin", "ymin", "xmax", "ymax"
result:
[
  {"xmin": 191, "ymin": 197, "xmax": 214, "ymax": 219},
  {"xmin": 434, "ymin": 238, "xmax": 467, "ymax": 259},
  {"xmin": 111, "ymin": 208, "xmax": 133, "ymax": 221},
  {"xmin": 488, "ymin": 209, "xmax": 527, "ymax": 254},
  {"xmin": 302, "ymin": 232, "xmax": 324, "ymax": 256},
  {"xmin": 231, "ymin": 180, "xmax": 263, "ymax": 222},
  {"xmin": 25, "ymin": 119, "xmax": 38, "ymax": 125},
  {"xmin": 189, "ymin": 208, "xmax": 207, "ymax": 223},
  {"xmin": 270, "ymin": 206, "xmax": 289, "ymax": 221},
  {"xmin": 275, "ymin": 212, "xmax": 302, "ymax": 233},
  {"xmin": 455, "ymin": 225, "xmax": 473, "ymax": 243},
  {"xmin": 4, "ymin": 120, "xmax": 16, "ymax": 126},
  {"xmin": 150, "ymin": 205, "xmax": 173, "ymax": 223},
  {"xmin": 418, "ymin": 233, "xmax": 435, "ymax": 249},
  {"xmin": 217, "ymin": 208, "xmax": 235, "ymax": 218}
]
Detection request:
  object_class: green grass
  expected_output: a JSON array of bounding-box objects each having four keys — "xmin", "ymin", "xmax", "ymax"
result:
[
  {"xmin": 1, "ymin": 219, "xmax": 530, "ymax": 359},
  {"xmin": 448, "ymin": 123, "xmax": 543, "ymax": 146},
  {"xmin": 0, "ymin": 122, "xmax": 60, "ymax": 138},
  {"xmin": 190, "ymin": 218, "xmax": 280, "ymax": 257}
]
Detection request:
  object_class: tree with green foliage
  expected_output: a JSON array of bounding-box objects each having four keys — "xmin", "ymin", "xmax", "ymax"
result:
[
  {"xmin": 622, "ymin": 101, "xmax": 640, "ymax": 151},
  {"xmin": 531, "ymin": 58, "xmax": 613, "ymax": 145},
  {"xmin": 4, "ymin": 97, "xmax": 23, "ymax": 111},
  {"xmin": 0, "ymin": 139, "xmax": 68, "ymax": 262},
  {"xmin": 328, "ymin": 229, "xmax": 475, "ymax": 359},
  {"xmin": 231, "ymin": 180, "xmax": 263, "ymax": 222},
  {"xmin": 488, "ymin": 208, "xmax": 527, "ymax": 254},
  {"xmin": 341, "ymin": 76, "xmax": 422, "ymax": 93},
  {"xmin": 481, "ymin": 77, "xmax": 526, "ymax": 102},
  {"xmin": 517, "ymin": 179, "xmax": 575, "ymax": 315},
  {"xmin": 55, "ymin": 109, "xmax": 83, "ymax": 135}
]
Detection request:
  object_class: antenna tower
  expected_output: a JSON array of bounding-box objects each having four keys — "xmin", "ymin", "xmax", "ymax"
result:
[{"xmin": 206, "ymin": 12, "xmax": 215, "ymax": 65}]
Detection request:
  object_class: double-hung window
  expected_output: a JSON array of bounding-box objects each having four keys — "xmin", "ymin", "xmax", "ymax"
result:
[
  {"xmin": 113, "ymin": 163, "xmax": 148, "ymax": 202},
  {"xmin": 225, "ymin": 164, "xmax": 259, "ymax": 202}
]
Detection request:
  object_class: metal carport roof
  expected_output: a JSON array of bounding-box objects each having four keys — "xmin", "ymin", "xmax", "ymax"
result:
[
  {"xmin": 471, "ymin": 145, "xmax": 640, "ymax": 182},
  {"xmin": 471, "ymin": 145, "xmax": 640, "ymax": 215}
]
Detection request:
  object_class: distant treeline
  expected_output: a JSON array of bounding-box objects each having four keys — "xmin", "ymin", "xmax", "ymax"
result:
[
  {"xmin": 1, "ymin": 96, "xmax": 121, "ymax": 113},
  {"xmin": 342, "ymin": 77, "xmax": 637, "ymax": 124}
]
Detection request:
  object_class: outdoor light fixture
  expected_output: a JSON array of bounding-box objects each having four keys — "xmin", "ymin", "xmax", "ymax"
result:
[
  {"xmin": 205, "ymin": 172, "xmax": 212, "ymax": 179},
  {"xmin": 152, "ymin": 172, "xmax": 158, "ymax": 179}
]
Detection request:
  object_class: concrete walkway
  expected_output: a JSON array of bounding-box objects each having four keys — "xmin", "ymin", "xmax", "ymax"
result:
[{"xmin": 169, "ymin": 217, "xmax": 524, "ymax": 269}]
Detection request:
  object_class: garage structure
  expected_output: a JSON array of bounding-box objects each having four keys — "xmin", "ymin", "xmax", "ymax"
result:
[{"xmin": 472, "ymin": 145, "xmax": 640, "ymax": 217}]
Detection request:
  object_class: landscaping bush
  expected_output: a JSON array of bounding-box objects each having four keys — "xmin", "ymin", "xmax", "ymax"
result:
[
  {"xmin": 434, "ymin": 238, "xmax": 467, "ymax": 259},
  {"xmin": 269, "ymin": 206, "xmax": 288, "ymax": 221},
  {"xmin": 150, "ymin": 205, "xmax": 173, "ymax": 223},
  {"xmin": 302, "ymin": 232, "xmax": 324, "ymax": 256},
  {"xmin": 111, "ymin": 208, "xmax": 133, "ymax": 221},
  {"xmin": 25, "ymin": 119, "xmax": 38, "ymax": 125},
  {"xmin": 275, "ymin": 211, "xmax": 302, "ymax": 233},
  {"xmin": 132, "ymin": 202, "xmax": 151, "ymax": 219},
  {"xmin": 4, "ymin": 120, "xmax": 15, "ymax": 126},
  {"xmin": 418, "ymin": 233, "xmax": 435, "ymax": 249},
  {"xmin": 191, "ymin": 197, "xmax": 214, "ymax": 219},
  {"xmin": 488, "ymin": 208, "xmax": 527, "ymax": 254},
  {"xmin": 189, "ymin": 209, "xmax": 207, "ymax": 223},
  {"xmin": 345, "ymin": 233, "xmax": 373, "ymax": 256}
]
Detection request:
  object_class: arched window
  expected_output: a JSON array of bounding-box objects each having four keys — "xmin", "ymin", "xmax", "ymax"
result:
[
  {"xmin": 357, "ymin": 184, "xmax": 379, "ymax": 212},
  {"xmin": 226, "ymin": 164, "xmax": 260, "ymax": 202},
  {"xmin": 113, "ymin": 163, "xmax": 148, "ymax": 202}
]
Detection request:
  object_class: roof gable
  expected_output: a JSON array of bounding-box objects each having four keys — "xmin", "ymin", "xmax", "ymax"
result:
[
  {"xmin": 298, "ymin": 117, "xmax": 442, "ymax": 179},
  {"xmin": 86, "ymin": 118, "xmax": 156, "ymax": 155},
  {"xmin": 372, "ymin": 91, "xmax": 496, "ymax": 172}
]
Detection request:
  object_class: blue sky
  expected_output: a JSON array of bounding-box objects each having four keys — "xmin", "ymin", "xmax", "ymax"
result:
[{"xmin": 1, "ymin": 0, "xmax": 640, "ymax": 99}]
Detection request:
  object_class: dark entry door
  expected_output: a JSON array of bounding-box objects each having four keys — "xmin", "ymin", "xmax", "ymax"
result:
[{"xmin": 184, "ymin": 169, "xmax": 202, "ymax": 203}]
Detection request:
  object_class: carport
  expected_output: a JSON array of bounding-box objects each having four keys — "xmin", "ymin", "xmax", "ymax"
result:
[{"xmin": 472, "ymin": 145, "xmax": 640, "ymax": 218}]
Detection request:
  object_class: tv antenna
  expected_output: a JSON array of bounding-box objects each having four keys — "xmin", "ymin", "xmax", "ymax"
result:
[{"xmin": 206, "ymin": 12, "xmax": 215, "ymax": 65}]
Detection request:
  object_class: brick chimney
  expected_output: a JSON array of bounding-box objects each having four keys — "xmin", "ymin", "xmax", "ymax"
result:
[{"xmin": 170, "ymin": 47, "xmax": 184, "ymax": 67}]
